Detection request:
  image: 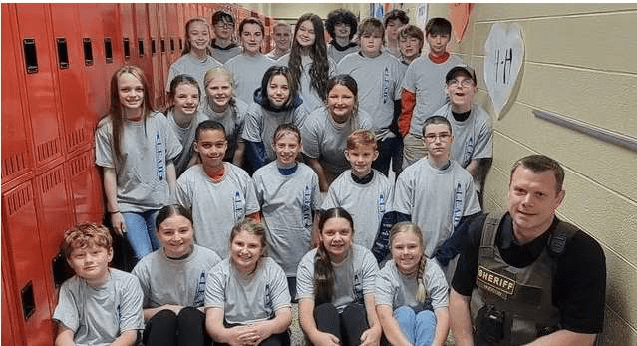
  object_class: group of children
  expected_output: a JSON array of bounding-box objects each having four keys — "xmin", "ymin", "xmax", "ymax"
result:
[{"xmin": 56, "ymin": 8, "xmax": 494, "ymax": 346}]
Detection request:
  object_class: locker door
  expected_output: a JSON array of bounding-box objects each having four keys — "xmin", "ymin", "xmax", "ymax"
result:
[
  {"xmin": 119, "ymin": 3, "xmax": 136, "ymax": 65},
  {"xmin": 1, "ymin": 4, "xmax": 33, "ymax": 188},
  {"xmin": 2, "ymin": 181, "xmax": 56, "ymax": 346},
  {"xmin": 2, "ymin": 240, "xmax": 26, "ymax": 346},
  {"xmin": 66, "ymin": 146, "xmax": 105, "ymax": 223},
  {"xmin": 134, "ymin": 3, "xmax": 157, "ymax": 107},
  {"xmin": 158, "ymin": 4, "xmax": 170, "ymax": 101},
  {"xmin": 148, "ymin": 3, "xmax": 165, "ymax": 106},
  {"xmin": 15, "ymin": 4, "xmax": 65, "ymax": 170}
]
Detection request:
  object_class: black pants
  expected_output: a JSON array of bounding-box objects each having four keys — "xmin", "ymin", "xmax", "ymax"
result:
[
  {"xmin": 143, "ymin": 307, "xmax": 212, "ymax": 346},
  {"xmin": 212, "ymin": 330, "xmax": 290, "ymax": 346},
  {"xmin": 373, "ymin": 136, "xmax": 403, "ymax": 177},
  {"xmin": 314, "ymin": 303, "xmax": 369, "ymax": 346}
]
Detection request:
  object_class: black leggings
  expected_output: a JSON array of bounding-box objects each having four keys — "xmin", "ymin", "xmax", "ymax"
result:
[
  {"xmin": 212, "ymin": 330, "xmax": 290, "ymax": 346},
  {"xmin": 314, "ymin": 302, "xmax": 369, "ymax": 346},
  {"xmin": 143, "ymin": 307, "xmax": 212, "ymax": 346}
]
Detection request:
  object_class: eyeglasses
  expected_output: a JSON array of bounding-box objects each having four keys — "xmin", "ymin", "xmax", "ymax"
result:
[
  {"xmin": 447, "ymin": 79, "xmax": 475, "ymax": 88},
  {"xmin": 215, "ymin": 23, "xmax": 233, "ymax": 29},
  {"xmin": 424, "ymin": 133, "xmax": 451, "ymax": 142}
]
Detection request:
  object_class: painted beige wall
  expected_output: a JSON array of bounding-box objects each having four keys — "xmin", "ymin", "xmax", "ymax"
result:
[{"xmin": 241, "ymin": 3, "xmax": 637, "ymax": 345}]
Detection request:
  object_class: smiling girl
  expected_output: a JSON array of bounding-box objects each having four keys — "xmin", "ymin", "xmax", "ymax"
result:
[
  {"xmin": 242, "ymin": 66, "xmax": 308, "ymax": 172},
  {"xmin": 96, "ymin": 65, "xmax": 182, "ymax": 265},
  {"xmin": 375, "ymin": 222, "xmax": 449, "ymax": 346},
  {"xmin": 296, "ymin": 207, "xmax": 382, "ymax": 346},
  {"xmin": 175, "ymin": 120, "xmax": 259, "ymax": 257},
  {"xmin": 132, "ymin": 204, "xmax": 221, "ymax": 346},
  {"xmin": 166, "ymin": 17, "xmax": 221, "ymax": 95},
  {"xmin": 252, "ymin": 124, "xmax": 320, "ymax": 299},
  {"xmin": 205, "ymin": 219, "xmax": 292, "ymax": 346}
]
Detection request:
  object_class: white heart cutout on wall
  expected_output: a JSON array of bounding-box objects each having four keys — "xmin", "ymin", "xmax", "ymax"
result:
[{"xmin": 484, "ymin": 22, "xmax": 525, "ymax": 118}]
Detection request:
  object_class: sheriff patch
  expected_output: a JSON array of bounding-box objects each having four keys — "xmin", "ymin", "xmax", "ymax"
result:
[{"xmin": 477, "ymin": 266, "xmax": 516, "ymax": 299}]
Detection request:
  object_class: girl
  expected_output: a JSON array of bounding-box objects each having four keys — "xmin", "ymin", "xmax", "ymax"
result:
[
  {"xmin": 242, "ymin": 66, "xmax": 308, "ymax": 172},
  {"xmin": 252, "ymin": 124, "xmax": 320, "ymax": 299},
  {"xmin": 205, "ymin": 219, "xmax": 292, "ymax": 346},
  {"xmin": 132, "ymin": 204, "xmax": 222, "ymax": 346},
  {"xmin": 375, "ymin": 222, "xmax": 449, "ymax": 346},
  {"xmin": 165, "ymin": 74, "xmax": 208, "ymax": 177},
  {"xmin": 95, "ymin": 65, "xmax": 182, "ymax": 264},
  {"xmin": 296, "ymin": 207, "xmax": 382, "ymax": 346},
  {"xmin": 166, "ymin": 17, "xmax": 221, "ymax": 95},
  {"xmin": 278, "ymin": 13, "xmax": 335, "ymax": 112},
  {"xmin": 301, "ymin": 75, "xmax": 373, "ymax": 192},
  {"xmin": 224, "ymin": 17, "xmax": 276, "ymax": 105},
  {"xmin": 175, "ymin": 120, "xmax": 259, "ymax": 258},
  {"xmin": 200, "ymin": 67, "xmax": 249, "ymax": 167}
]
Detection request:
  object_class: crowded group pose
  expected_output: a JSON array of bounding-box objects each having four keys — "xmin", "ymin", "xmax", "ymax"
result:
[{"xmin": 54, "ymin": 8, "xmax": 606, "ymax": 346}]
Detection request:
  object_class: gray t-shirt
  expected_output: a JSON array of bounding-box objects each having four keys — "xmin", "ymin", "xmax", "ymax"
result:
[
  {"xmin": 53, "ymin": 269, "xmax": 144, "ymax": 346},
  {"xmin": 204, "ymin": 257, "xmax": 291, "ymax": 325},
  {"xmin": 392, "ymin": 159, "xmax": 481, "ymax": 257},
  {"xmin": 337, "ymin": 51, "xmax": 404, "ymax": 139},
  {"xmin": 132, "ymin": 244, "xmax": 221, "ymax": 309},
  {"xmin": 224, "ymin": 54, "xmax": 277, "ymax": 105},
  {"xmin": 166, "ymin": 53, "xmax": 222, "ymax": 93},
  {"xmin": 431, "ymin": 103, "xmax": 494, "ymax": 167},
  {"xmin": 296, "ymin": 244, "xmax": 378, "ymax": 312},
  {"xmin": 375, "ymin": 259, "xmax": 448, "ymax": 311},
  {"xmin": 253, "ymin": 162, "xmax": 321, "ymax": 276},
  {"xmin": 278, "ymin": 54, "xmax": 336, "ymax": 113},
  {"xmin": 167, "ymin": 110, "xmax": 208, "ymax": 177},
  {"xmin": 200, "ymin": 97, "xmax": 249, "ymax": 162},
  {"xmin": 327, "ymin": 43, "xmax": 359, "ymax": 64},
  {"xmin": 241, "ymin": 102, "xmax": 309, "ymax": 161},
  {"xmin": 301, "ymin": 107, "xmax": 373, "ymax": 177},
  {"xmin": 211, "ymin": 42, "xmax": 242, "ymax": 64},
  {"xmin": 401, "ymin": 55, "xmax": 463, "ymax": 137},
  {"xmin": 322, "ymin": 169, "xmax": 393, "ymax": 249},
  {"xmin": 95, "ymin": 113, "xmax": 182, "ymax": 212},
  {"xmin": 176, "ymin": 163, "xmax": 259, "ymax": 257}
]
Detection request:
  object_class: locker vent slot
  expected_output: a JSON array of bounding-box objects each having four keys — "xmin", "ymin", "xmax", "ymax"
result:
[
  {"xmin": 6, "ymin": 183, "xmax": 33, "ymax": 217},
  {"xmin": 36, "ymin": 138, "xmax": 61, "ymax": 163},
  {"xmin": 152, "ymin": 39, "xmax": 157, "ymax": 55},
  {"xmin": 56, "ymin": 38, "xmax": 69, "ymax": 69},
  {"xmin": 23, "ymin": 38, "xmax": 38, "ymax": 74},
  {"xmin": 83, "ymin": 38, "xmax": 93, "ymax": 66},
  {"xmin": 68, "ymin": 151, "xmax": 90, "ymax": 178},
  {"xmin": 123, "ymin": 38, "xmax": 131, "ymax": 60},
  {"xmin": 104, "ymin": 38, "xmax": 113, "ymax": 63},
  {"xmin": 160, "ymin": 39, "xmax": 165, "ymax": 53},
  {"xmin": 138, "ymin": 39, "xmax": 145, "ymax": 57},
  {"xmin": 179, "ymin": 39, "xmax": 183, "ymax": 52},
  {"xmin": 21, "ymin": 281, "xmax": 36, "ymax": 320},
  {"xmin": 67, "ymin": 127, "xmax": 88, "ymax": 149},
  {"xmin": 170, "ymin": 38, "xmax": 175, "ymax": 52},
  {"xmin": 38, "ymin": 166, "xmax": 64, "ymax": 195},
  {"xmin": 2, "ymin": 152, "xmax": 28, "ymax": 178}
]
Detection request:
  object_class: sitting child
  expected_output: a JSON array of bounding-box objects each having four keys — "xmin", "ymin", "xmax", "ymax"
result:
[{"xmin": 53, "ymin": 222, "xmax": 144, "ymax": 346}]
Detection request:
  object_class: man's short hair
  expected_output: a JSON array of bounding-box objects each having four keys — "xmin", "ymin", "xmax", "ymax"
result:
[
  {"xmin": 358, "ymin": 17, "xmax": 384, "ymax": 39},
  {"xmin": 325, "ymin": 9, "xmax": 358, "ymax": 40},
  {"xmin": 61, "ymin": 223, "xmax": 113, "ymax": 259},
  {"xmin": 446, "ymin": 65, "xmax": 477, "ymax": 87},
  {"xmin": 212, "ymin": 10, "xmax": 234, "ymax": 26},
  {"xmin": 398, "ymin": 24, "xmax": 424, "ymax": 53},
  {"xmin": 425, "ymin": 17, "xmax": 452, "ymax": 36},
  {"xmin": 384, "ymin": 9, "xmax": 409, "ymax": 27},
  {"xmin": 422, "ymin": 115, "xmax": 452, "ymax": 138},
  {"xmin": 510, "ymin": 155, "xmax": 565, "ymax": 192}
]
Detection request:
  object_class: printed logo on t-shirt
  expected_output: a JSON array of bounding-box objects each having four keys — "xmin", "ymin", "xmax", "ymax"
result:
[
  {"xmin": 452, "ymin": 182, "xmax": 464, "ymax": 227},
  {"xmin": 193, "ymin": 271, "xmax": 206, "ymax": 306},
  {"xmin": 233, "ymin": 191, "xmax": 245, "ymax": 221},
  {"xmin": 155, "ymin": 132, "xmax": 164, "ymax": 181},
  {"xmin": 353, "ymin": 272, "xmax": 364, "ymax": 303},
  {"xmin": 264, "ymin": 283, "xmax": 273, "ymax": 317},
  {"xmin": 302, "ymin": 185, "xmax": 312, "ymax": 227},
  {"xmin": 377, "ymin": 193, "xmax": 386, "ymax": 223},
  {"xmin": 382, "ymin": 66, "xmax": 392, "ymax": 105},
  {"xmin": 462, "ymin": 137, "xmax": 475, "ymax": 168}
]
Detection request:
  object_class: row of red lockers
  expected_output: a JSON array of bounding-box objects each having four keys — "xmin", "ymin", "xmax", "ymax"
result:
[{"xmin": 1, "ymin": 3, "xmax": 273, "ymax": 345}]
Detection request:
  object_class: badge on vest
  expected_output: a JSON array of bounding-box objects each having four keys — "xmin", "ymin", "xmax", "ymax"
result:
[{"xmin": 477, "ymin": 266, "xmax": 516, "ymax": 300}]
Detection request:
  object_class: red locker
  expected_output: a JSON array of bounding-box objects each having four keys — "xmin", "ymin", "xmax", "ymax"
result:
[
  {"xmin": 66, "ymin": 148, "xmax": 104, "ymax": 223},
  {"xmin": 2, "ymin": 239, "xmax": 26, "ymax": 346},
  {"xmin": 134, "ymin": 3, "xmax": 158, "ymax": 108},
  {"xmin": 14, "ymin": 4, "xmax": 65, "ymax": 170},
  {"xmin": 119, "ymin": 3, "xmax": 136, "ymax": 65},
  {"xmin": 148, "ymin": 3, "xmax": 165, "ymax": 108},
  {"xmin": 158, "ymin": 4, "xmax": 170, "ymax": 102},
  {"xmin": 1, "ymin": 4, "xmax": 34, "ymax": 188},
  {"xmin": 49, "ymin": 4, "xmax": 93, "ymax": 155},
  {"xmin": 2, "ymin": 180, "xmax": 56, "ymax": 346}
]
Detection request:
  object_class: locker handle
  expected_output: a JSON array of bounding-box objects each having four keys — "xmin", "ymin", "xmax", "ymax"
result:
[
  {"xmin": 23, "ymin": 38, "xmax": 38, "ymax": 74},
  {"xmin": 104, "ymin": 38, "xmax": 113, "ymax": 64},
  {"xmin": 123, "ymin": 38, "xmax": 131, "ymax": 60},
  {"xmin": 138, "ymin": 39, "xmax": 145, "ymax": 57},
  {"xmin": 56, "ymin": 37, "xmax": 69, "ymax": 69},
  {"xmin": 83, "ymin": 38, "xmax": 94, "ymax": 66},
  {"xmin": 21, "ymin": 281, "xmax": 35, "ymax": 320},
  {"xmin": 152, "ymin": 38, "xmax": 157, "ymax": 55}
]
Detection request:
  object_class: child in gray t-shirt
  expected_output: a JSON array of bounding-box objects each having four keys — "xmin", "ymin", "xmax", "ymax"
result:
[{"xmin": 53, "ymin": 223, "xmax": 144, "ymax": 346}]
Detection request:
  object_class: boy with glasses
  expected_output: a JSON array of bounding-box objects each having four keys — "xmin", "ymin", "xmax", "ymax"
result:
[
  {"xmin": 432, "ymin": 65, "xmax": 493, "ymax": 206},
  {"xmin": 392, "ymin": 116, "xmax": 481, "ymax": 281},
  {"xmin": 210, "ymin": 11, "xmax": 241, "ymax": 63}
]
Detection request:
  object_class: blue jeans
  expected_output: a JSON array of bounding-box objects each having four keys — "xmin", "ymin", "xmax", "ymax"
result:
[
  {"xmin": 122, "ymin": 209, "xmax": 160, "ymax": 264},
  {"xmin": 394, "ymin": 306, "xmax": 436, "ymax": 346}
]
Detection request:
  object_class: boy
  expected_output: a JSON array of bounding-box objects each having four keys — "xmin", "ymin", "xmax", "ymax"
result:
[
  {"xmin": 392, "ymin": 116, "xmax": 481, "ymax": 281},
  {"xmin": 266, "ymin": 23, "xmax": 291, "ymax": 60},
  {"xmin": 432, "ymin": 65, "xmax": 493, "ymax": 205},
  {"xmin": 383, "ymin": 9, "xmax": 410, "ymax": 57},
  {"xmin": 322, "ymin": 129, "xmax": 394, "ymax": 251},
  {"xmin": 399, "ymin": 18, "xmax": 463, "ymax": 169},
  {"xmin": 325, "ymin": 9, "xmax": 359, "ymax": 64},
  {"xmin": 397, "ymin": 24, "xmax": 424, "ymax": 74},
  {"xmin": 210, "ymin": 11, "xmax": 241, "ymax": 63},
  {"xmin": 337, "ymin": 17, "xmax": 404, "ymax": 177},
  {"xmin": 53, "ymin": 222, "xmax": 144, "ymax": 346}
]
